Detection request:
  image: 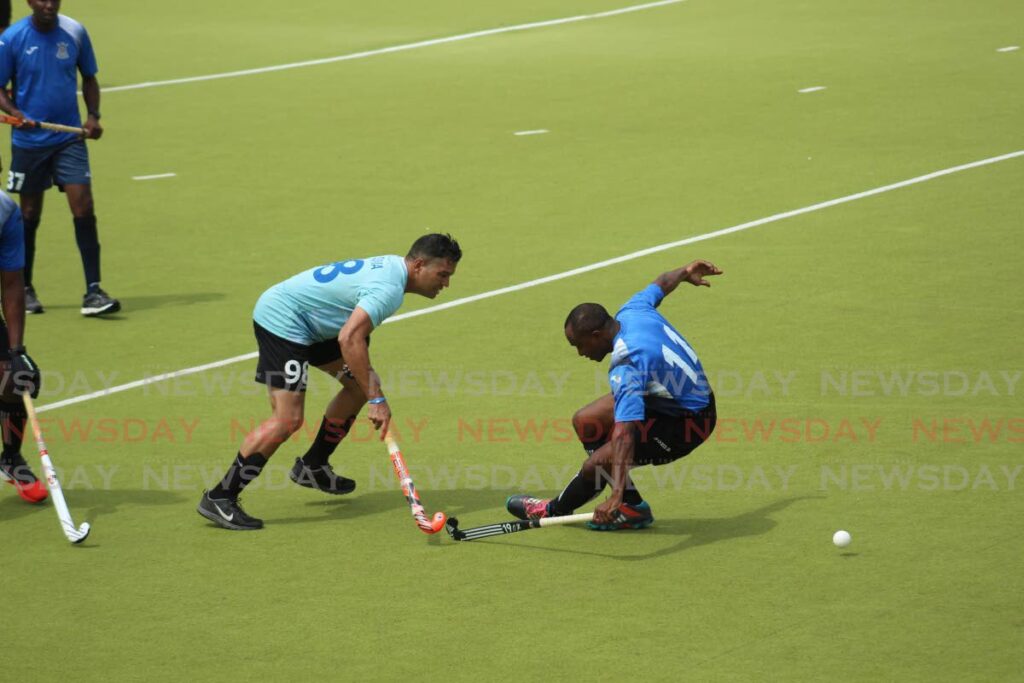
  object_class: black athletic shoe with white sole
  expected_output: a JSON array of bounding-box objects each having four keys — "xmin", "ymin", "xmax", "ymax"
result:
[
  {"xmin": 81, "ymin": 288, "xmax": 121, "ymax": 316},
  {"xmin": 24, "ymin": 286, "xmax": 44, "ymax": 314},
  {"xmin": 197, "ymin": 490, "xmax": 263, "ymax": 530},
  {"xmin": 289, "ymin": 458, "xmax": 356, "ymax": 495}
]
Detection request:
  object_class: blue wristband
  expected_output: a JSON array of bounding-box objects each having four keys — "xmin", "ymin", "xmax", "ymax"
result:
[{"xmin": 368, "ymin": 396, "xmax": 387, "ymax": 405}]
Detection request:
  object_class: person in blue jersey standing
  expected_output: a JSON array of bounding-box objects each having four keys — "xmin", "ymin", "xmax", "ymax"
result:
[
  {"xmin": 0, "ymin": 190, "xmax": 46, "ymax": 504},
  {"xmin": 507, "ymin": 260, "xmax": 722, "ymax": 530},
  {"xmin": 0, "ymin": 0, "xmax": 119, "ymax": 316},
  {"xmin": 198, "ymin": 233, "xmax": 462, "ymax": 531}
]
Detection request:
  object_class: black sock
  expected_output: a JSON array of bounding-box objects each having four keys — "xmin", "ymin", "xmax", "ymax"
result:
[
  {"xmin": 549, "ymin": 471, "xmax": 608, "ymax": 515},
  {"xmin": 1, "ymin": 404, "xmax": 26, "ymax": 455},
  {"xmin": 23, "ymin": 216, "xmax": 40, "ymax": 287},
  {"xmin": 209, "ymin": 452, "xmax": 267, "ymax": 500},
  {"xmin": 73, "ymin": 214, "xmax": 101, "ymax": 290},
  {"xmin": 622, "ymin": 476, "xmax": 644, "ymax": 506},
  {"xmin": 301, "ymin": 415, "xmax": 355, "ymax": 468}
]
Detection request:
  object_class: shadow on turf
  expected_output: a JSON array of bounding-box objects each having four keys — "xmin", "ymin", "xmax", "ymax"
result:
[
  {"xmin": 0, "ymin": 488, "xmax": 186, "ymax": 526},
  {"xmin": 470, "ymin": 496, "xmax": 818, "ymax": 560},
  {"xmin": 120, "ymin": 292, "xmax": 227, "ymax": 312},
  {"xmin": 260, "ymin": 491, "xmax": 815, "ymax": 558},
  {"xmin": 40, "ymin": 292, "xmax": 226, "ymax": 315},
  {"xmin": 265, "ymin": 487, "xmax": 517, "ymax": 528}
]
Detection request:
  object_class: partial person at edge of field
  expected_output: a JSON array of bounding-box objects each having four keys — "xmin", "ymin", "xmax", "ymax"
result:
[
  {"xmin": 0, "ymin": 0, "xmax": 120, "ymax": 317},
  {"xmin": 0, "ymin": 189, "xmax": 46, "ymax": 504},
  {"xmin": 197, "ymin": 233, "xmax": 462, "ymax": 531},
  {"xmin": 506, "ymin": 259, "xmax": 723, "ymax": 530}
]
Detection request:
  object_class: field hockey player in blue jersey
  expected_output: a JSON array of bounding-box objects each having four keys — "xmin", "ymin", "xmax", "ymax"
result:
[{"xmin": 507, "ymin": 260, "xmax": 722, "ymax": 530}]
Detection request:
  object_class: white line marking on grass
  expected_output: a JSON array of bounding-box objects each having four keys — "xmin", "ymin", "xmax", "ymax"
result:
[
  {"xmin": 103, "ymin": 0, "xmax": 686, "ymax": 94},
  {"xmin": 996, "ymin": 46, "xmax": 1020, "ymax": 52},
  {"xmin": 514, "ymin": 129, "xmax": 549, "ymax": 136},
  {"xmin": 38, "ymin": 355, "xmax": 257, "ymax": 413},
  {"xmin": 798, "ymin": 86, "xmax": 827, "ymax": 93},
  {"xmin": 36, "ymin": 149, "xmax": 1024, "ymax": 413},
  {"xmin": 132, "ymin": 173, "xmax": 176, "ymax": 180}
]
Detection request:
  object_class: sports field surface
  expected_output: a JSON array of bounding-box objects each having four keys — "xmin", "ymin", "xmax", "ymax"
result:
[{"xmin": 2, "ymin": 1, "xmax": 1022, "ymax": 680}]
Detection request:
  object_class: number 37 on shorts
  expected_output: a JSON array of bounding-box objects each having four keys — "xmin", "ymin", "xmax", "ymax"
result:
[{"xmin": 6, "ymin": 171, "xmax": 26, "ymax": 192}]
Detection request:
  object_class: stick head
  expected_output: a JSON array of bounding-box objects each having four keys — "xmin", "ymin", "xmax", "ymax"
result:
[
  {"xmin": 416, "ymin": 512, "xmax": 447, "ymax": 535},
  {"xmin": 68, "ymin": 522, "xmax": 90, "ymax": 544},
  {"xmin": 429, "ymin": 512, "xmax": 447, "ymax": 533}
]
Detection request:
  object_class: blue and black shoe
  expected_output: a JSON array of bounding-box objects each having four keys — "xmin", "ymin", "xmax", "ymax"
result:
[{"xmin": 587, "ymin": 501, "xmax": 655, "ymax": 531}]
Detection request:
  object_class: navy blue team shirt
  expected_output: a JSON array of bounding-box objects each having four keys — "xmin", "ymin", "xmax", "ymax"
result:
[{"xmin": 0, "ymin": 14, "xmax": 98, "ymax": 149}]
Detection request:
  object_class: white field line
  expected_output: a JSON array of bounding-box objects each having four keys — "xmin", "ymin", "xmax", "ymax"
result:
[
  {"xmin": 132, "ymin": 172, "xmax": 176, "ymax": 180},
  {"xmin": 798, "ymin": 86, "xmax": 827, "ymax": 93},
  {"xmin": 996, "ymin": 46, "xmax": 1019, "ymax": 52},
  {"xmin": 36, "ymin": 149, "xmax": 1024, "ymax": 414},
  {"xmin": 514, "ymin": 129, "xmax": 549, "ymax": 136},
  {"xmin": 103, "ymin": 0, "xmax": 686, "ymax": 94}
]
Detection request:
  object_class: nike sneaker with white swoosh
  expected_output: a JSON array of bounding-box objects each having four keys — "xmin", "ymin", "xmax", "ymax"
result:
[{"xmin": 197, "ymin": 490, "xmax": 263, "ymax": 530}]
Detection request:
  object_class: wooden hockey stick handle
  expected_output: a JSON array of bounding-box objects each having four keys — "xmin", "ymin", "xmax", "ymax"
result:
[{"xmin": 0, "ymin": 114, "xmax": 86, "ymax": 135}]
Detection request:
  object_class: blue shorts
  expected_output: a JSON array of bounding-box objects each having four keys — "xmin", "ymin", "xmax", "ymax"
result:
[{"xmin": 6, "ymin": 140, "xmax": 91, "ymax": 194}]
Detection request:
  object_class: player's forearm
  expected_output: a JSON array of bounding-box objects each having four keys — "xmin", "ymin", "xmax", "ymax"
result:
[
  {"xmin": 607, "ymin": 422, "xmax": 636, "ymax": 496},
  {"xmin": 339, "ymin": 335, "xmax": 380, "ymax": 400},
  {"xmin": 0, "ymin": 89, "xmax": 19, "ymax": 117},
  {"xmin": 0, "ymin": 270, "xmax": 25, "ymax": 349},
  {"xmin": 653, "ymin": 266, "xmax": 690, "ymax": 296},
  {"xmin": 81, "ymin": 76, "xmax": 100, "ymax": 116},
  {"xmin": 367, "ymin": 369, "xmax": 383, "ymax": 400}
]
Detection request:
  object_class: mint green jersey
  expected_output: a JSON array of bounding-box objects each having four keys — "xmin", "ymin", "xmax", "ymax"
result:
[{"xmin": 253, "ymin": 255, "xmax": 408, "ymax": 344}]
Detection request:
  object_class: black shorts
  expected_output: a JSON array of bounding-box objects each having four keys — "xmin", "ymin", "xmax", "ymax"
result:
[
  {"xmin": 633, "ymin": 393, "xmax": 717, "ymax": 466},
  {"xmin": 253, "ymin": 322, "xmax": 342, "ymax": 392},
  {"xmin": 7, "ymin": 140, "xmax": 91, "ymax": 194}
]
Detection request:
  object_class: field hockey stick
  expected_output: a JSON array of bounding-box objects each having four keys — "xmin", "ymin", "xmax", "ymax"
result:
[
  {"xmin": 22, "ymin": 393, "xmax": 91, "ymax": 544},
  {"xmin": 445, "ymin": 512, "xmax": 594, "ymax": 542},
  {"xmin": 0, "ymin": 114, "xmax": 86, "ymax": 135},
  {"xmin": 383, "ymin": 431, "xmax": 447, "ymax": 534}
]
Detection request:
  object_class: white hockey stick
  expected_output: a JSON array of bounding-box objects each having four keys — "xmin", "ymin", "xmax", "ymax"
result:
[{"xmin": 22, "ymin": 394, "xmax": 91, "ymax": 544}]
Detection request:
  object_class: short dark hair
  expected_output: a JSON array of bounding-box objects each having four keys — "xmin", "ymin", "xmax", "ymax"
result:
[
  {"xmin": 407, "ymin": 233, "xmax": 462, "ymax": 263},
  {"xmin": 564, "ymin": 303, "xmax": 611, "ymax": 335}
]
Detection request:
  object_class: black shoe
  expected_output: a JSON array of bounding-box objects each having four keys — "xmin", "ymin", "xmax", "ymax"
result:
[
  {"xmin": 0, "ymin": 451, "xmax": 37, "ymax": 484},
  {"xmin": 81, "ymin": 287, "xmax": 121, "ymax": 316},
  {"xmin": 289, "ymin": 458, "xmax": 356, "ymax": 495},
  {"xmin": 197, "ymin": 490, "xmax": 263, "ymax": 530},
  {"xmin": 24, "ymin": 286, "xmax": 43, "ymax": 314}
]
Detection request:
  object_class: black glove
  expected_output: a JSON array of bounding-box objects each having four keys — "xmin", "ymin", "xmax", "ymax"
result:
[{"xmin": 9, "ymin": 346, "xmax": 41, "ymax": 398}]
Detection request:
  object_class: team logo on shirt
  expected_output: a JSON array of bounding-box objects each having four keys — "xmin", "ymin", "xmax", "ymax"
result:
[
  {"xmin": 25, "ymin": 46, "xmax": 38, "ymax": 55},
  {"xmin": 56, "ymin": 42, "xmax": 70, "ymax": 59}
]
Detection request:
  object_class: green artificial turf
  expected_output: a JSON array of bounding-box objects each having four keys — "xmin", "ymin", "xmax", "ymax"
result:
[{"xmin": 1, "ymin": 1, "xmax": 1021, "ymax": 680}]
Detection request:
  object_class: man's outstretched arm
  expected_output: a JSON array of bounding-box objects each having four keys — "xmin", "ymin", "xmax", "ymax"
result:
[{"xmin": 653, "ymin": 260, "xmax": 723, "ymax": 296}]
